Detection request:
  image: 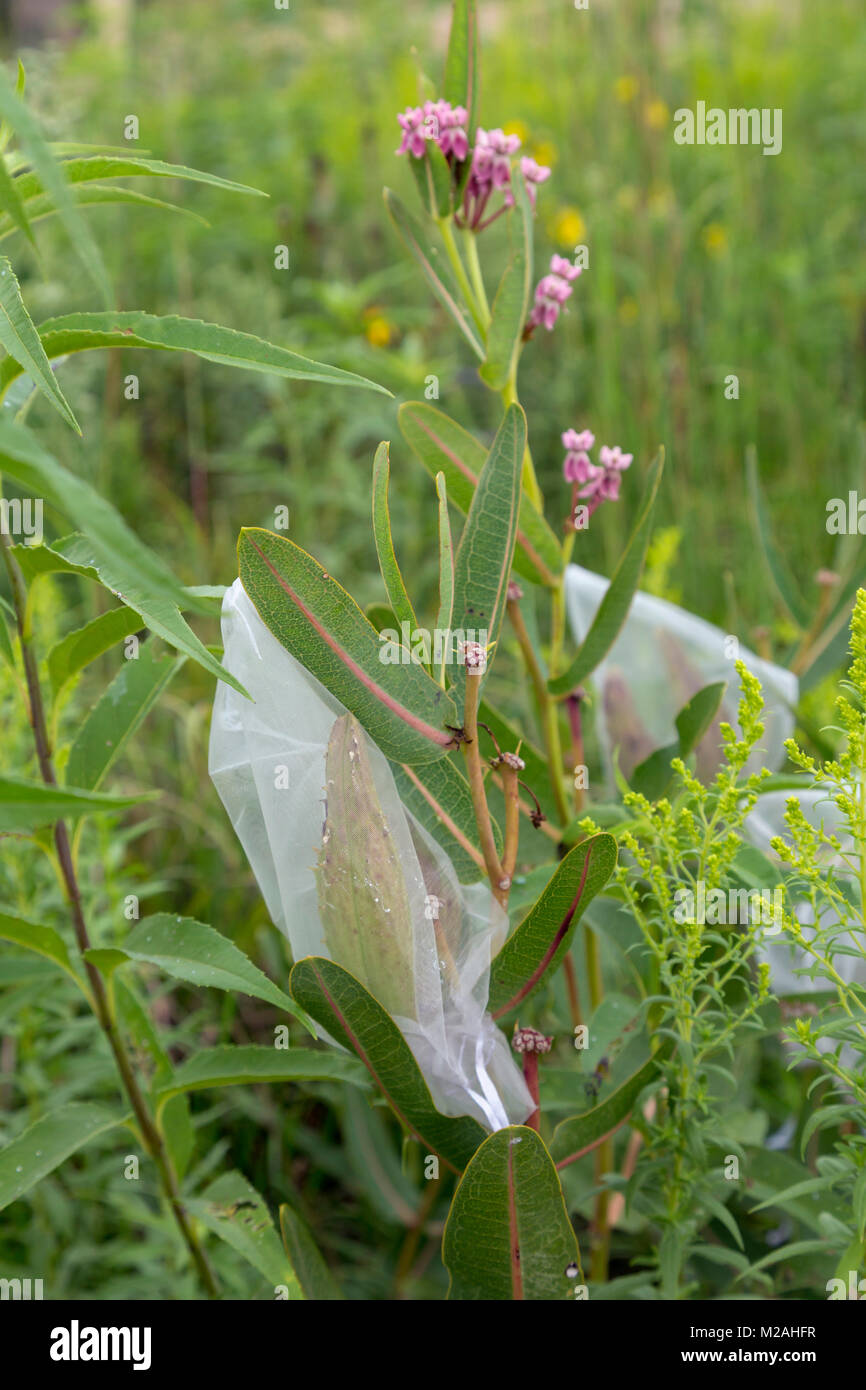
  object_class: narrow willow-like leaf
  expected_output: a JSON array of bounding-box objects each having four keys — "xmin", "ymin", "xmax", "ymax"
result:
[
  {"xmin": 0, "ymin": 151, "xmax": 34, "ymax": 245},
  {"xmin": 0, "ymin": 183, "xmax": 209, "ymax": 241},
  {"xmin": 107, "ymin": 914, "xmax": 315, "ymax": 1032},
  {"xmin": 399, "ymin": 401, "xmax": 561, "ymax": 587},
  {"xmin": 449, "ymin": 403, "xmax": 526, "ymax": 716},
  {"xmin": 488, "ymin": 835, "xmax": 617, "ymax": 1018},
  {"xmin": 479, "ymin": 169, "xmax": 533, "ymax": 391},
  {"xmin": 549, "ymin": 449, "xmax": 665, "ymax": 695},
  {"xmin": 0, "ymin": 63, "xmax": 110, "ymax": 302},
  {"xmin": 435, "ymin": 471, "xmax": 455, "ymax": 683},
  {"xmin": 238, "ymin": 527, "xmax": 457, "ymax": 766},
  {"xmin": 0, "ymin": 256, "xmax": 78, "ymax": 429},
  {"xmin": 443, "ymin": 0, "xmax": 480, "ymax": 135},
  {"xmin": 0, "ymin": 776, "xmax": 146, "ymax": 832},
  {"xmin": 442, "ymin": 1126, "xmax": 581, "ymax": 1299},
  {"xmin": 187, "ymin": 1172, "xmax": 304, "ymax": 1298},
  {"xmin": 154, "ymin": 1045, "xmax": 368, "ymax": 1113},
  {"xmin": 629, "ymin": 680, "xmax": 727, "ymax": 802},
  {"xmin": 0, "ymin": 310, "xmax": 390, "ymax": 401},
  {"xmin": 550, "ymin": 1043, "xmax": 672, "ymax": 1169},
  {"xmin": 279, "ymin": 1206, "xmax": 344, "ymax": 1301},
  {"xmin": 371, "ymin": 442, "xmax": 418, "ymax": 634},
  {"xmin": 290, "ymin": 957, "xmax": 487, "ymax": 1172},
  {"xmin": 383, "ymin": 189, "xmax": 484, "ymax": 358},
  {"xmin": 65, "ymin": 642, "xmax": 184, "ymax": 791},
  {"xmin": 7, "ymin": 153, "xmax": 265, "ymax": 207},
  {"xmin": 47, "ymin": 605, "xmax": 142, "ymax": 697},
  {"xmin": 0, "ymin": 1103, "xmax": 126, "ymax": 1211}
]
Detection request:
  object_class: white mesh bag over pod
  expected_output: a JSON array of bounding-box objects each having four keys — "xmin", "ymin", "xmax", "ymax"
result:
[
  {"xmin": 565, "ymin": 564, "xmax": 798, "ymax": 783},
  {"xmin": 208, "ymin": 579, "xmax": 533, "ymax": 1131}
]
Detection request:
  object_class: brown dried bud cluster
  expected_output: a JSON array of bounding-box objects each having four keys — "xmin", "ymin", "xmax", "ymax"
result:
[
  {"xmin": 511, "ymin": 1026, "xmax": 553, "ymax": 1055},
  {"xmin": 507, "ymin": 580, "xmax": 524, "ymax": 603}
]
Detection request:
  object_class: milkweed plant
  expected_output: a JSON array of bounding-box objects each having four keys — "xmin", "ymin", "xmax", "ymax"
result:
[{"xmin": 0, "ymin": 3, "xmax": 863, "ymax": 1303}]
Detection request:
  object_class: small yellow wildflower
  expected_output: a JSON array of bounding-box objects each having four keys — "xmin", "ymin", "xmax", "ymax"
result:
[
  {"xmin": 615, "ymin": 75, "xmax": 638, "ymax": 103},
  {"xmin": 644, "ymin": 99, "xmax": 670, "ymax": 130},
  {"xmin": 503, "ymin": 118, "xmax": 529, "ymax": 144},
  {"xmin": 531, "ymin": 139, "xmax": 558, "ymax": 169},
  {"xmin": 364, "ymin": 313, "xmax": 392, "ymax": 347},
  {"xmin": 551, "ymin": 205, "xmax": 586, "ymax": 247},
  {"xmin": 701, "ymin": 222, "xmax": 728, "ymax": 256}
]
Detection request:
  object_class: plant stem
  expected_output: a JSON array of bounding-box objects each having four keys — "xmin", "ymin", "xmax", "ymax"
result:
[
  {"xmin": 500, "ymin": 763, "xmax": 521, "ymax": 883},
  {"xmin": 522, "ymin": 1052, "xmax": 540, "ymax": 1132},
  {"xmin": 507, "ymin": 597, "xmax": 571, "ymax": 827},
  {"xmin": 0, "ymin": 532, "xmax": 219, "ymax": 1299},
  {"xmin": 462, "ymin": 228, "xmax": 491, "ymax": 325},
  {"xmin": 437, "ymin": 215, "xmax": 486, "ymax": 336},
  {"xmin": 501, "ymin": 372, "xmax": 543, "ymax": 510},
  {"xmin": 461, "ymin": 672, "xmax": 508, "ymax": 907}
]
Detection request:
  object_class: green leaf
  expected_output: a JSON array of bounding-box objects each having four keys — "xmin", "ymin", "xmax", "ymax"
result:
[
  {"xmin": 0, "ymin": 255, "xmax": 78, "ymax": 430},
  {"xmin": 479, "ymin": 169, "xmax": 533, "ymax": 391},
  {"xmin": 391, "ymin": 754, "xmax": 498, "ymax": 885},
  {"xmin": 290, "ymin": 957, "xmax": 486, "ymax": 1172},
  {"xmin": 449, "ymin": 403, "xmax": 526, "ymax": 715},
  {"xmin": 0, "ymin": 775, "xmax": 146, "ymax": 832},
  {"xmin": 0, "ymin": 311, "xmax": 389, "ymax": 406},
  {"xmin": 0, "ymin": 907, "xmax": 85, "ymax": 990},
  {"xmin": 371, "ymin": 441, "xmax": 417, "ymax": 634},
  {"xmin": 399, "ymin": 400, "xmax": 562, "ymax": 588},
  {"xmin": 237, "ymin": 527, "xmax": 457, "ymax": 766},
  {"xmin": 443, "ymin": 0, "xmax": 480, "ymax": 136},
  {"xmin": 187, "ymin": 1171, "xmax": 303, "ymax": 1298},
  {"xmin": 0, "ymin": 152, "xmax": 35, "ymax": 245},
  {"xmin": 279, "ymin": 1206, "xmax": 344, "ymax": 1300},
  {"xmin": 550, "ymin": 1045, "xmax": 671, "ymax": 1168},
  {"xmin": 746, "ymin": 445, "xmax": 809, "ymax": 628},
  {"xmin": 65, "ymin": 641, "xmax": 184, "ymax": 791},
  {"xmin": 106, "ymin": 913, "xmax": 315, "ymax": 1033},
  {"xmin": 549, "ymin": 449, "xmax": 664, "ymax": 695},
  {"xmin": 0, "ymin": 63, "xmax": 110, "ymax": 302},
  {"xmin": 630, "ymin": 681, "xmax": 727, "ymax": 801},
  {"xmin": 153, "ymin": 1044, "xmax": 368, "ymax": 1114},
  {"xmin": 488, "ymin": 835, "xmax": 617, "ymax": 1019},
  {"xmin": 47, "ymin": 605, "xmax": 142, "ymax": 697},
  {"xmin": 6, "ymin": 153, "xmax": 265, "ymax": 210},
  {"xmin": 17, "ymin": 533, "xmax": 246, "ymax": 698},
  {"xmin": 383, "ymin": 189, "xmax": 484, "ymax": 359},
  {"xmin": 434, "ymin": 471, "xmax": 454, "ymax": 683},
  {"xmin": 0, "ymin": 1103, "xmax": 126, "ymax": 1211},
  {"xmin": 1, "ymin": 182, "xmax": 209, "ymax": 239},
  {"xmin": 442, "ymin": 1126, "xmax": 581, "ymax": 1299}
]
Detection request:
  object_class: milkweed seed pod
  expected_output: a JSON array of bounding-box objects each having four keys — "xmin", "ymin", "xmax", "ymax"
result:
[
  {"xmin": 316, "ymin": 713, "xmax": 416, "ymax": 1020},
  {"xmin": 209, "ymin": 579, "xmax": 533, "ymax": 1131}
]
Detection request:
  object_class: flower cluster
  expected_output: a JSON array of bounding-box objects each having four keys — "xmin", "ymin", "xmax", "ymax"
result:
[
  {"xmin": 396, "ymin": 100, "xmax": 469, "ymax": 162},
  {"xmin": 562, "ymin": 428, "xmax": 632, "ymax": 524},
  {"xmin": 527, "ymin": 255, "xmax": 582, "ymax": 332},
  {"xmin": 396, "ymin": 104, "xmax": 551, "ymax": 231}
]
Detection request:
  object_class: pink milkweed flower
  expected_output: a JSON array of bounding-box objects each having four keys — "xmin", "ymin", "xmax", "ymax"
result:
[
  {"xmin": 505, "ymin": 156, "xmax": 552, "ymax": 208},
  {"xmin": 563, "ymin": 431, "xmax": 633, "ymax": 527},
  {"xmin": 527, "ymin": 255, "xmax": 583, "ymax": 333},
  {"xmin": 396, "ymin": 106, "xmax": 429, "ymax": 159},
  {"xmin": 563, "ymin": 450, "xmax": 594, "ymax": 483},
  {"xmin": 599, "ymin": 445, "xmax": 633, "ymax": 471},
  {"xmin": 396, "ymin": 101, "xmax": 469, "ymax": 163},
  {"xmin": 562, "ymin": 429, "xmax": 595, "ymax": 453}
]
